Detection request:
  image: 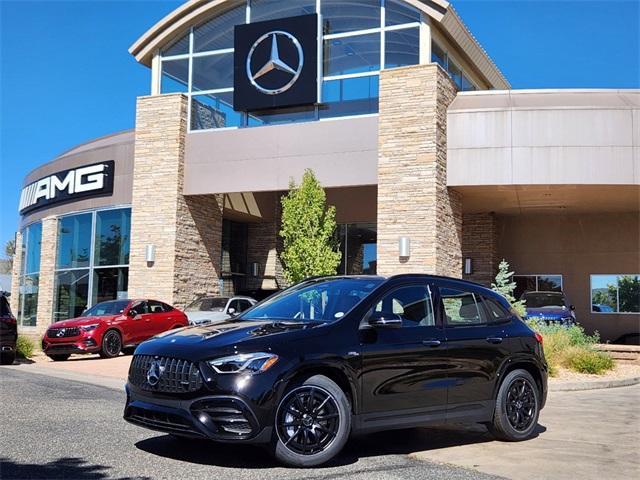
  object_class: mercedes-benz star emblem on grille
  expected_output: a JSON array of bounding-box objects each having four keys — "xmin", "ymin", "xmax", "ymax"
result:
[
  {"xmin": 246, "ymin": 30, "xmax": 304, "ymax": 95},
  {"xmin": 56, "ymin": 329, "xmax": 65, "ymax": 338},
  {"xmin": 146, "ymin": 360, "xmax": 165, "ymax": 386}
]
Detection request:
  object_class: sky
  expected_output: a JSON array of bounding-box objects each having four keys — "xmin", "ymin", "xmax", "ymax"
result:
[{"xmin": 1, "ymin": 0, "xmax": 639, "ymax": 257}]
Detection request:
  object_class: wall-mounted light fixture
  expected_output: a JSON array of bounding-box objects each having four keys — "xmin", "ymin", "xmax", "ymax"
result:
[
  {"xmin": 250, "ymin": 262, "xmax": 260, "ymax": 277},
  {"xmin": 399, "ymin": 236, "xmax": 411, "ymax": 259},
  {"xmin": 145, "ymin": 244, "xmax": 156, "ymax": 266},
  {"xmin": 464, "ymin": 258, "xmax": 473, "ymax": 275}
]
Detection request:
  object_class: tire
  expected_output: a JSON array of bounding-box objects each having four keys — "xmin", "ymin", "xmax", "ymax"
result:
[
  {"xmin": 99, "ymin": 330, "xmax": 122, "ymax": 358},
  {"xmin": 489, "ymin": 369, "xmax": 540, "ymax": 441},
  {"xmin": 1, "ymin": 352, "xmax": 16, "ymax": 365},
  {"xmin": 272, "ymin": 375, "xmax": 351, "ymax": 467},
  {"xmin": 48, "ymin": 354, "xmax": 70, "ymax": 362}
]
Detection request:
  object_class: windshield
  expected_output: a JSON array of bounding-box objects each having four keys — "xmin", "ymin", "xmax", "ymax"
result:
[
  {"xmin": 523, "ymin": 292, "xmax": 566, "ymax": 308},
  {"xmin": 83, "ymin": 300, "xmax": 130, "ymax": 316},
  {"xmin": 186, "ymin": 297, "xmax": 229, "ymax": 312},
  {"xmin": 241, "ymin": 278, "xmax": 384, "ymax": 323}
]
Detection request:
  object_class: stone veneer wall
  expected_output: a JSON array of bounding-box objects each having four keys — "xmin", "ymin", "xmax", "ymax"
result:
[
  {"xmin": 35, "ymin": 217, "xmax": 58, "ymax": 334},
  {"xmin": 9, "ymin": 231, "xmax": 22, "ymax": 316},
  {"xmin": 377, "ymin": 63, "xmax": 462, "ymax": 277},
  {"xmin": 128, "ymin": 94, "xmax": 222, "ymax": 308},
  {"xmin": 462, "ymin": 213, "xmax": 498, "ymax": 286},
  {"xmin": 246, "ymin": 197, "xmax": 286, "ymax": 291}
]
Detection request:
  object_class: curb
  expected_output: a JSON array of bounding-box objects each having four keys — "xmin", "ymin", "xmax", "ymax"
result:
[{"xmin": 549, "ymin": 376, "xmax": 640, "ymax": 392}]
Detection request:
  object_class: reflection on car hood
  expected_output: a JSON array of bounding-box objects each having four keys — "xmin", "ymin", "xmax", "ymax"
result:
[
  {"xmin": 135, "ymin": 319, "xmax": 325, "ymax": 359},
  {"xmin": 49, "ymin": 316, "xmax": 117, "ymax": 328}
]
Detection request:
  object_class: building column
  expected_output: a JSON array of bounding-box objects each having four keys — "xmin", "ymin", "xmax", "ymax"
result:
[
  {"xmin": 376, "ymin": 63, "xmax": 462, "ymax": 277},
  {"xmin": 35, "ymin": 216, "xmax": 58, "ymax": 335},
  {"xmin": 462, "ymin": 213, "xmax": 498, "ymax": 286},
  {"xmin": 9, "ymin": 231, "xmax": 22, "ymax": 316},
  {"xmin": 128, "ymin": 94, "xmax": 223, "ymax": 308}
]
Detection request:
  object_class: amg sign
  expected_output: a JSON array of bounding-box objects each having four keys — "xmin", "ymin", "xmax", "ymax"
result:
[{"xmin": 19, "ymin": 161, "xmax": 115, "ymax": 215}]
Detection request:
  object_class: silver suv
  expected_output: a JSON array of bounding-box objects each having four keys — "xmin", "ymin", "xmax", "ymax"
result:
[{"xmin": 184, "ymin": 296, "xmax": 257, "ymax": 326}]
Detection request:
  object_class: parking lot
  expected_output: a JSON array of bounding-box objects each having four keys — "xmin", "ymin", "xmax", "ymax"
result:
[{"xmin": 2, "ymin": 362, "xmax": 638, "ymax": 480}]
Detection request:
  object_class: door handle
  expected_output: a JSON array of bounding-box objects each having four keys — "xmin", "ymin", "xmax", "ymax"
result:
[
  {"xmin": 422, "ymin": 339, "xmax": 442, "ymax": 347},
  {"xmin": 486, "ymin": 337, "xmax": 503, "ymax": 344}
]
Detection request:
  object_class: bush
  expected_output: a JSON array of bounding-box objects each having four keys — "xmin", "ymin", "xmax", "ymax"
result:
[
  {"xmin": 16, "ymin": 335, "xmax": 35, "ymax": 359},
  {"xmin": 526, "ymin": 322, "xmax": 615, "ymax": 376}
]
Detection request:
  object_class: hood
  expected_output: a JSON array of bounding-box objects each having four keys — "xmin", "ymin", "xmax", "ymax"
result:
[
  {"xmin": 186, "ymin": 311, "xmax": 230, "ymax": 323},
  {"xmin": 525, "ymin": 306, "xmax": 570, "ymax": 318},
  {"xmin": 49, "ymin": 316, "xmax": 117, "ymax": 328},
  {"xmin": 135, "ymin": 319, "xmax": 327, "ymax": 360}
]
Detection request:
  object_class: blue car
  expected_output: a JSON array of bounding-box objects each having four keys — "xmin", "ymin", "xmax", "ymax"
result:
[{"xmin": 521, "ymin": 291, "xmax": 576, "ymax": 326}]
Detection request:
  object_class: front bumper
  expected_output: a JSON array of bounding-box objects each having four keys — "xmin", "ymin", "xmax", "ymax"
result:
[
  {"xmin": 123, "ymin": 385, "xmax": 273, "ymax": 443},
  {"xmin": 42, "ymin": 336, "xmax": 99, "ymax": 355}
]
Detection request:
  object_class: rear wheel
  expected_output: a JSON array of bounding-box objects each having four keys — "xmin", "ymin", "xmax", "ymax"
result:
[
  {"xmin": 99, "ymin": 330, "xmax": 122, "ymax": 358},
  {"xmin": 272, "ymin": 375, "xmax": 351, "ymax": 467},
  {"xmin": 489, "ymin": 369, "xmax": 540, "ymax": 441},
  {"xmin": 48, "ymin": 354, "xmax": 70, "ymax": 362},
  {"xmin": 1, "ymin": 352, "xmax": 16, "ymax": 365}
]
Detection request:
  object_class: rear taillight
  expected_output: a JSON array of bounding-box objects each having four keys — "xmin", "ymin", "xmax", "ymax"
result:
[{"xmin": 534, "ymin": 332, "xmax": 543, "ymax": 346}]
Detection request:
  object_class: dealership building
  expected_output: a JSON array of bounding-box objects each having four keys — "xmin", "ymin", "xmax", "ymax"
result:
[{"xmin": 11, "ymin": 0, "xmax": 639, "ymax": 342}]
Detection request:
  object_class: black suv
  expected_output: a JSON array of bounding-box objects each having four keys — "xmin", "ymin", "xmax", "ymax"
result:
[
  {"xmin": 1, "ymin": 293, "xmax": 17, "ymax": 365},
  {"xmin": 124, "ymin": 275, "xmax": 547, "ymax": 467}
]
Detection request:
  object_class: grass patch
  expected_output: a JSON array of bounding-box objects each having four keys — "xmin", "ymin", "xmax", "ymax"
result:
[
  {"xmin": 527, "ymin": 322, "xmax": 615, "ymax": 376},
  {"xmin": 16, "ymin": 335, "xmax": 35, "ymax": 359}
]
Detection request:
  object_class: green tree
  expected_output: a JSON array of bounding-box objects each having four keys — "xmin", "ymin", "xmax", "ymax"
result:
[
  {"xmin": 491, "ymin": 259, "xmax": 527, "ymax": 317},
  {"xmin": 618, "ymin": 275, "xmax": 640, "ymax": 313},
  {"xmin": 2, "ymin": 239, "xmax": 15, "ymax": 274},
  {"xmin": 279, "ymin": 169, "xmax": 341, "ymax": 284}
]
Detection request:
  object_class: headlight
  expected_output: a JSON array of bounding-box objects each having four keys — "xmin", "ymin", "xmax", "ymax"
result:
[
  {"xmin": 208, "ymin": 353, "xmax": 278, "ymax": 374},
  {"xmin": 80, "ymin": 324, "xmax": 98, "ymax": 332}
]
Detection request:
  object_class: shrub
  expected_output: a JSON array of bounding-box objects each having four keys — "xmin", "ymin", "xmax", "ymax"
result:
[
  {"xmin": 526, "ymin": 322, "xmax": 615, "ymax": 376},
  {"xmin": 491, "ymin": 260, "xmax": 526, "ymax": 317},
  {"xmin": 16, "ymin": 335, "xmax": 35, "ymax": 359}
]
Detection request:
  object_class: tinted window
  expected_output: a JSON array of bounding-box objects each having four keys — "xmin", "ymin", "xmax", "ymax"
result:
[
  {"xmin": 1, "ymin": 296, "xmax": 11, "ymax": 317},
  {"xmin": 374, "ymin": 285, "xmax": 434, "ymax": 327},
  {"xmin": 130, "ymin": 301, "xmax": 148, "ymax": 315},
  {"xmin": 83, "ymin": 300, "xmax": 129, "ymax": 317},
  {"xmin": 148, "ymin": 301, "xmax": 166, "ymax": 314},
  {"xmin": 237, "ymin": 300, "xmax": 252, "ymax": 312},
  {"xmin": 440, "ymin": 288, "xmax": 486, "ymax": 326},
  {"xmin": 480, "ymin": 296, "xmax": 511, "ymax": 322}
]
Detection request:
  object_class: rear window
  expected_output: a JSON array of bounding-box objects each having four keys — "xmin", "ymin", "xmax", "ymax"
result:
[{"xmin": 0, "ymin": 296, "xmax": 11, "ymax": 317}]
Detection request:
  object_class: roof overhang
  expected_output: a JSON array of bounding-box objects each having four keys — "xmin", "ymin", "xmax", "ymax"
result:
[{"xmin": 129, "ymin": 0, "xmax": 509, "ymax": 89}]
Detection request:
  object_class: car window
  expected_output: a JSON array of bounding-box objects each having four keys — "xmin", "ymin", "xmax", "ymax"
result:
[
  {"xmin": 161, "ymin": 302, "xmax": 173, "ymax": 312},
  {"xmin": 1, "ymin": 296, "xmax": 11, "ymax": 316},
  {"xmin": 440, "ymin": 288, "xmax": 486, "ymax": 327},
  {"xmin": 373, "ymin": 285, "xmax": 435, "ymax": 328},
  {"xmin": 237, "ymin": 300, "xmax": 252, "ymax": 312},
  {"xmin": 131, "ymin": 301, "xmax": 149, "ymax": 315},
  {"xmin": 479, "ymin": 296, "xmax": 511, "ymax": 322},
  {"xmin": 148, "ymin": 300, "xmax": 166, "ymax": 314}
]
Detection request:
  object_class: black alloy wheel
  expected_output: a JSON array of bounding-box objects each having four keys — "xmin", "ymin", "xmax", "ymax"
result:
[
  {"xmin": 505, "ymin": 378, "xmax": 536, "ymax": 431},
  {"xmin": 100, "ymin": 330, "xmax": 122, "ymax": 358},
  {"xmin": 1, "ymin": 352, "xmax": 16, "ymax": 365},
  {"xmin": 277, "ymin": 386, "xmax": 340, "ymax": 455},
  {"xmin": 489, "ymin": 368, "xmax": 540, "ymax": 441},
  {"xmin": 273, "ymin": 375, "xmax": 351, "ymax": 467}
]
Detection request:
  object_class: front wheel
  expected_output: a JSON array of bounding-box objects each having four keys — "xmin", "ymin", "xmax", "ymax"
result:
[
  {"xmin": 489, "ymin": 369, "xmax": 540, "ymax": 441},
  {"xmin": 272, "ymin": 375, "xmax": 351, "ymax": 467},
  {"xmin": 99, "ymin": 330, "xmax": 122, "ymax": 358}
]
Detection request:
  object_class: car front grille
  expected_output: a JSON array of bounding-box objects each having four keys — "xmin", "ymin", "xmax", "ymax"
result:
[
  {"xmin": 129, "ymin": 355, "xmax": 203, "ymax": 393},
  {"xmin": 47, "ymin": 327, "xmax": 81, "ymax": 338},
  {"xmin": 126, "ymin": 406, "xmax": 203, "ymax": 437}
]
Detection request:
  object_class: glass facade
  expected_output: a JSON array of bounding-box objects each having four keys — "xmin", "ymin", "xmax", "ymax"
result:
[
  {"xmin": 54, "ymin": 207, "xmax": 131, "ymax": 321},
  {"xmin": 159, "ymin": 0, "xmax": 423, "ymax": 131},
  {"xmin": 591, "ymin": 275, "xmax": 640, "ymax": 314},
  {"xmin": 17, "ymin": 222, "xmax": 42, "ymax": 326},
  {"xmin": 337, "ymin": 223, "xmax": 377, "ymax": 275},
  {"xmin": 431, "ymin": 40, "xmax": 477, "ymax": 91}
]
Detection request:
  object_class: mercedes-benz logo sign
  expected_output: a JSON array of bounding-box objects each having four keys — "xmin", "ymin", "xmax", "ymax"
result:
[
  {"xmin": 246, "ymin": 30, "xmax": 304, "ymax": 95},
  {"xmin": 146, "ymin": 360, "xmax": 165, "ymax": 387},
  {"xmin": 56, "ymin": 329, "xmax": 65, "ymax": 338}
]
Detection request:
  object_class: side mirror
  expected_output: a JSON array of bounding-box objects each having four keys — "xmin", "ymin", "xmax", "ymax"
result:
[
  {"xmin": 368, "ymin": 312, "xmax": 402, "ymax": 329},
  {"xmin": 228, "ymin": 307, "xmax": 236, "ymax": 316},
  {"xmin": 128, "ymin": 309, "xmax": 138, "ymax": 317}
]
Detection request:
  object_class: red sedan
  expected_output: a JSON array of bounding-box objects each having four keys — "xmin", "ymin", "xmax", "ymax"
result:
[{"xmin": 42, "ymin": 299, "xmax": 189, "ymax": 361}]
